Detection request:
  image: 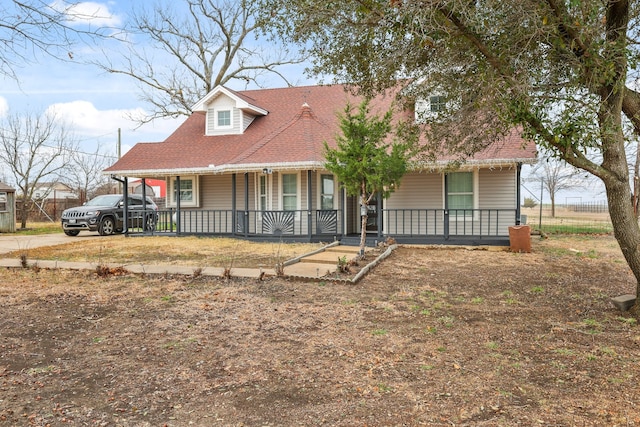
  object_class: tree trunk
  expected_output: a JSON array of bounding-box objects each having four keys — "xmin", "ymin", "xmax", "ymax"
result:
[
  {"xmin": 605, "ymin": 177, "xmax": 640, "ymax": 315},
  {"xmin": 20, "ymin": 199, "xmax": 29, "ymax": 229},
  {"xmin": 359, "ymin": 212, "xmax": 368, "ymax": 256},
  {"xmin": 635, "ymin": 143, "xmax": 640, "ymax": 217},
  {"xmin": 550, "ymin": 193, "xmax": 556, "ymax": 218}
]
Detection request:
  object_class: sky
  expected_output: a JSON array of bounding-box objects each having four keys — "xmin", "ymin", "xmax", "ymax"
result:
[
  {"xmin": 0, "ymin": 0, "xmax": 607, "ymax": 204},
  {"xmin": 2, "ymin": 1, "xmax": 173, "ymax": 164},
  {"xmin": 0, "ymin": 0, "xmax": 316, "ymax": 167}
]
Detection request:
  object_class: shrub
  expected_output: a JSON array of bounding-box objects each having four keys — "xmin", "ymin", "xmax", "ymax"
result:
[{"xmin": 523, "ymin": 197, "xmax": 538, "ymax": 208}]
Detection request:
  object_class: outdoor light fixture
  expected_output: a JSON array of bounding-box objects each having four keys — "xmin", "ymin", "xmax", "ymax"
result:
[{"xmin": 262, "ymin": 168, "xmax": 273, "ymax": 174}]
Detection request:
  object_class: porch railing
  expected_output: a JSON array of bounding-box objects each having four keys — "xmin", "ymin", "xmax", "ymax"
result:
[
  {"xmin": 137, "ymin": 207, "xmax": 517, "ymax": 242},
  {"xmin": 382, "ymin": 208, "xmax": 517, "ymax": 238},
  {"xmin": 147, "ymin": 208, "xmax": 342, "ymax": 239}
]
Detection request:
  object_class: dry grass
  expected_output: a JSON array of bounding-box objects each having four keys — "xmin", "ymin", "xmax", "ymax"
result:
[
  {"xmin": 1, "ymin": 234, "xmax": 639, "ymax": 426},
  {"xmin": 12, "ymin": 235, "xmax": 325, "ymax": 269}
]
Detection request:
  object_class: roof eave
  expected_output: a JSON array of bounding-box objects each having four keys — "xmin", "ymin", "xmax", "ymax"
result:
[
  {"xmin": 104, "ymin": 157, "xmax": 536, "ymax": 178},
  {"xmin": 191, "ymin": 85, "xmax": 268, "ymax": 115}
]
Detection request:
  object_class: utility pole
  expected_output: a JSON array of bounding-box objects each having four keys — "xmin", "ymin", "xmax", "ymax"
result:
[
  {"xmin": 117, "ymin": 128, "xmax": 122, "ymax": 194},
  {"xmin": 539, "ymin": 177, "xmax": 543, "ymax": 231}
]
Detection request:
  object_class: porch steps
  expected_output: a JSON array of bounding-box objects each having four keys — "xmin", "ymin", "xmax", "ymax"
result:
[
  {"xmin": 300, "ymin": 245, "xmax": 364, "ymax": 264},
  {"xmin": 281, "ymin": 244, "xmax": 368, "ymax": 278}
]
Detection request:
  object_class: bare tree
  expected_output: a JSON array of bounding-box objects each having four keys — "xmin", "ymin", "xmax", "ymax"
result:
[
  {"xmin": 0, "ymin": 0, "xmax": 112, "ymax": 81},
  {"xmin": 96, "ymin": 0, "xmax": 305, "ymax": 124},
  {"xmin": 531, "ymin": 157, "xmax": 588, "ymax": 218},
  {"xmin": 64, "ymin": 145, "xmax": 114, "ymax": 204},
  {"xmin": 0, "ymin": 110, "xmax": 77, "ymax": 228}
]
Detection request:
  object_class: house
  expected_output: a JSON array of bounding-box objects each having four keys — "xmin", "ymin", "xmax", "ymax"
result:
[
  {"xmin": 33, "ymin": 182, "xmax": 76, "ymax": 200},
  {"xmin": 129, "ymin": 178, "xmax": 167, "ymax": 198},
  {"xmin": 104, "ymin": 84, "xmax": 537, "ymax": 245}
]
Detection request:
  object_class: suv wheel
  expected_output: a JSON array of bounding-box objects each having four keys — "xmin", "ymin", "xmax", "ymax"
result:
[
  {"xmin": 99, "ymin": 217, "xmax": 115, "ymax": 236},
  {"xmin": 145, "ymin": 213, "xmax": 157, "ymax": 232},
  {"xmin": 64, "ymin": 230, "xmax": 80, "ymax": 236}
]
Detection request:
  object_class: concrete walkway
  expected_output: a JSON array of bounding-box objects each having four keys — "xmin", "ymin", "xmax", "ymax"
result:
[{"xmin": 0, "ymin": 233, "xmax": 364, "ymax": 279}]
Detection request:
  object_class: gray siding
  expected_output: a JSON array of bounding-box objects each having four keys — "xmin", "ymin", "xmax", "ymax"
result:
[
  {"xmin": 478, "ymin": 168, "xmax": 516, "ymax": 209},
  {"xmin": 383, "ymin": 169, "xmax": 517, "ymax": 236},
  {"xmin": 387, "ymin": 172, "xmax": 442, "ymax": 209},
  {"xmin": 201, "ymin": 174, "xmax": 233, "ymax": 210},
  {"xmin": 385, "ymin": 172, "xmax": 444, "ymax": 235},
  {"xmin": 242, "ymin": 112, "xmax": 255, "ymax": 132}
]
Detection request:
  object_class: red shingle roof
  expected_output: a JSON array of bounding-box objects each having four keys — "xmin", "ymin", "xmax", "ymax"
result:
[{"xmin": 104, "ymin": 84, "xmax": 536, "ymax": 176}]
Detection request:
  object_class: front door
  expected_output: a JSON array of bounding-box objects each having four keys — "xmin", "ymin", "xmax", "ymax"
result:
[{"xmin": 365, "ymin": 195, "xmax": 378, "ymax": 233}]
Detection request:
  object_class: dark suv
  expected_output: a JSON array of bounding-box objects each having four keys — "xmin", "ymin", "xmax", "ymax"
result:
[{"xmin": 61, "ymin": 194, "xmax": 158, "ymax": 236}]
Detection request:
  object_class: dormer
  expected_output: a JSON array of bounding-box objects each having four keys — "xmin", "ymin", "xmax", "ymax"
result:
[
  {"xmin": 191, "ymin": 86, "xmax": 268, "ymax": 136},
  {"xmin": 414, "ymin": 94, "xmax": 447, "ymax": 123}
]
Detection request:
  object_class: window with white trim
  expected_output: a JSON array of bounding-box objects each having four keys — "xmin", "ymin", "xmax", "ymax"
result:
[
  {"xmin": 0, "ymin": 192, "xmax": 7, "ymax": 211},
  {"xmin": 168, "ymin": 176, "xmax": 200, "ymax": 207},
  {"xmin": 258, "ymin": 174, "xmax": 269, "ymax": 211},
  {"xmin": 281, "ymin": 173, "xmax": 298, "ymax": 211},
  {"xmin": 217, "ymin": 109, "xmax": 231, "ymax": 127},
  {"xmin": 320, "ymin": 174, "xmax": 334, "ymax": 210},
  {"xmin": 430, "ymin": 95, "xmax": 446, "ymax": 112},
  {"xmin": 447, "ymin": 172, "xmax": 474, "ymax": 211}
]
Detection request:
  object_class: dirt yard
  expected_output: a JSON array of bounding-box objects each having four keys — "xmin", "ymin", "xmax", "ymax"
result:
[{"xmin": 1, "ymin": 234, "xmax": 639, "ymax": 426}]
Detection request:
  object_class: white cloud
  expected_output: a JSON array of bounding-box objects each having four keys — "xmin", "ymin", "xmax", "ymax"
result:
[
  {"xmin": 44, "ymin": 100, "xmax": 182, "ymax": 145},
  {"xmin": 50, "ymin": 1, "xmax": 122, "ymax": 27},
  {"xmin": 46, "ymin": 100, "xmax": 138, "ymax": 135}
]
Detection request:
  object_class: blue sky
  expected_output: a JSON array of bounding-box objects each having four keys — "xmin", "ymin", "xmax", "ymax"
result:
[
  {"xmin": 0, "ymin": 0, "xmax": 315, "ymax": 164},
  {"xmin": 0, "ymin": 0, "xmax": 606, "ymax": 203}
]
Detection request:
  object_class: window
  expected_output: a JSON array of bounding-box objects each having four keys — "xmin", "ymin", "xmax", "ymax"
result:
[
  {"xmin": 320, "ymin": 174, "xmax": 334, "ymax": 210},
  {"xmin": 168, "ymin": 176, "xmax": 200, "ymax": 207},
  {"xmin": 447, "ymin": 172, "xmax": 474, "ymax": 210},
  {"xmin": 259, "ymin": 175, "xmax": 268, "ymax": 211},
  {"xmin": 430, "ymin": 95, "xmax": 446, "ymax": 112},
  {"xmin": 281, "ymin": 173, "xmax": 298, "ymax": 211},
  {"xmin": 217, "ymin": 110, "xmax": 231, "ymax": 127},
  {"xmin": 0, "ymin": 192, "xmax": 6, "ymax": 211}
]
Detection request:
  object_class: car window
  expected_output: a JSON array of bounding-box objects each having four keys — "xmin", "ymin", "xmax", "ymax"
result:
[
  {"xmin": 86, "ymin": 195, "xmax": 122, "ymax": 207},
  {"xmin": 129, "ymin": 197, "xmax": 143, "ymax": 207}
]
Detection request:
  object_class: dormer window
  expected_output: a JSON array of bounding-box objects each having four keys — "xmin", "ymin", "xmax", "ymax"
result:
[
  {"xmin": 197, "ymin": 86, "xmax": 268, "ymax": 135},
  {"xmin": 415, "ymin": 94, "xmax": 447, "ymax": 123},
  {"xmin": 429, "ymin": 96, "xmax": 446, "ymax": 112},
  {"xmin": 216, "ymin": 109, "xmax": 232, "ymax": 128}
]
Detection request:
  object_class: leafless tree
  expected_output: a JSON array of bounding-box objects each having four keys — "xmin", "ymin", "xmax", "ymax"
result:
[
  {"xmin": 64, "ymin": 145, "xmax": 114, "ymax": 204},
  {"xmin": 96, "ymin": 0, "xmax": 306, "ymax": 124},
  {"xmin": 0, "ymin": 110, "xmax": 77, "ymax": 228},
  {"xmin": 0, "ymin": 0, "xmax": 112, "ymax": 81},
  {"xmin": 531, "ymin": 157, "xmax": 589, "ymax": 218}
]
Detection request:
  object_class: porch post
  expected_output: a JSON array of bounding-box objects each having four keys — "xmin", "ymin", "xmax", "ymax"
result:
[
  {"xmin": 307, "ymin": 170, "xmax": 312, "ymax": 241},
  {"xmin": 232, "ymin": 173, "xmax": 236, "ymax": 236},
  {"xmin": 376, "ymin": 192, "xmax": 382, "ymax": 242},
  {"xmin": 141, "ymin": 178, "xmax": 148, "ymax": 233},
  {"xmin": 175, "ymin": 176, "xmax": 181, "ymax": 235},
  {"xmin": 516, "ymin": 163, "xmax": 522, "ymax": 225},
  {"xmin": 244, "ymin": 172, "xmax": 249, "ymax": 237},
  {"xmin": 340, "ymin": 185, "xmax": 345, "ymax": 237},
  {"xmin": 123, "ymin": 176, "xmax": 129, "ymax": 236},
  {"xmin": 443, "ymin": 173, "xmax": 449, "ymax": 240}
]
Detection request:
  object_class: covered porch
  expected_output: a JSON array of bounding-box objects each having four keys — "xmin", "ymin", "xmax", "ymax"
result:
[{"xmin": 119, "ymin": 163, "xmax": 525, "ymax": 246}]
